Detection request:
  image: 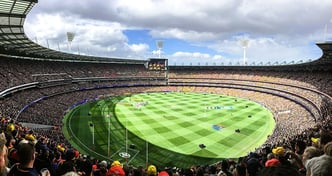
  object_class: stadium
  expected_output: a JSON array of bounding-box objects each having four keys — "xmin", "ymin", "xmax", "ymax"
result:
[{"xmin": 0, "ymin": 0, "xmax": 331, "ymax": 176}]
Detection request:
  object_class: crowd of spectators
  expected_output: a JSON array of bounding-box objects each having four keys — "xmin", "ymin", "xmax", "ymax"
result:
[
  {"xmin": 0, "ymin": 117, "xmax": 331, "ymax": 176},
  {"xmin": 0, "ymin": 54, "xmax": 332, "ymax": 175},
  {"xmin": 0, "ymin": 57, "xmax": 164, "ymax": 91}
]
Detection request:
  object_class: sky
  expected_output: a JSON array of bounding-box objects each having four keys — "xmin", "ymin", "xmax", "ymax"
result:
[{"xmin": 24, "ymin": 0, "xmax": 332, "ymax": 66}]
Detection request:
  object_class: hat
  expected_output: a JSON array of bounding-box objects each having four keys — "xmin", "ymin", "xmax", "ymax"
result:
[
  {"xmin": 147, "ymin": 165, "xmax": 157, "ymax": 176},
  {"xmin": 111, "ymin": 160, "xmax": 121, "ymax": 167},
  {"xmin": 56, "ymin": 144, "xmax": 65, "ymax": 152},
  {"xmin": 272, "ymin": 147, "xmax": 285, "ymax": 155},
  {"xmin": 74, "ymin": 150, "xmax": 79, "ymax": 158},
  {"xmin": 7, "ymin": 124, "xmax": 15, "ymax": 132},
  {"xmin": 19, "ymin": 139, "xmax": 29, "ymax": 145},
  {"xmin": 158, "ymin": 171, "xmax": 169, "ymax": 176},
  {"xmin": 265, "ymin": 158, "xmax": 281, "ymax": 167},
  {"xmin": 40, "ymin": 144, "xmax": 49, "ymax": 151},
  {"xmin": 65, "ymin": 149, "xmax": 76, "ymax": 160},
  {"xmin": 311, "ymin": 137, "xmax": 319, "ymax": 143},
  {"xmin": 99, "ymin": 160, "xmax": 107, "ymax": 167},
  {"xmin": 108, "ymin": 165, "xmax": 125, "ymax": 176},
  {"xmin": 25, "ymin": 133, "xmax": 35, "ymax": 141}
]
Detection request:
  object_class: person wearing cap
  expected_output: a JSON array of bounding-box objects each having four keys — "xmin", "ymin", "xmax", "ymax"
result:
[
  {"xmin": 265, "ymin": 158, "xmax": 281, "ymax": 167},
  {"xmin": 272, "ymin": 147, "xmax": 285, "ymax": 156},
  {"xmin": 158, "ymin": 170, "xmax": 169, "ymax": 176},
  {"xmin": 93, "ymin": 160, "xmax": 108, "ymax": 176},
  {"xmin": 245, "ymin": 152, "xmax": 261, "ymax": 176},
  {"xmin": 25, "ymin": 130, "xmax": 36, "ymax": 142},
  {"xmin": 34, "ymin": 145, "xmax": 54, "ymax": 176},
  {"xmin": 271, "ymin": 146, "xmax": 294, "ymax": 166},
  {"xmin": 106, "ymin": 160, "xmax": 125, "ymax": 176},
  {"xmin": 259, "ymin": 147, "xmax": 301, "ymax": 176},
  {"xmin": 146, "ymin": 165, "xmax": 157, "ymax": 176}
]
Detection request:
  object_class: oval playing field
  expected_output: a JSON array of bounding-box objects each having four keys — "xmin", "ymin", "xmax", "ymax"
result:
[
  {"xmin": 63, "ymin": 92, "xmax": 275, "ymax": 167},
  {"xmin": 115, "ymin": 92, "xmax": 275, "ymax": 158}
]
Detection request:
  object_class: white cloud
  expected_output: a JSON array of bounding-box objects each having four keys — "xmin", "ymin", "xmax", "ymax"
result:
[
  {"xmin": 24, "ymin": 13, "xmax": 151, "ymax": 58},
  {"xmin": 24, "ymin": 0, "xmax": 332, "ymax": 64},
  {"xmin": 170, "ymin": 51, "xmax": 224, "ymax": 65},
  {"xmin": 212, "ymin": 55, "xmax": 222, "ymax": 60},
  {"xmin": 150, "ymin": 29, "xmax": 216, "ymax": 42},
  {"xmin": 127, "ymin": 43, "xmax": 149, "ymax": 53}
]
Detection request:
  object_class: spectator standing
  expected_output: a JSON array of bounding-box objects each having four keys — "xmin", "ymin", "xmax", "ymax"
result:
[
  {"xmin": 0, "ymin": 133, "xmax": 8, "ymax": 176},
  {"xmin": 305, "ymin": 141, "xmax": 332, "ymax": 176},
  {"xmin": 106, "ymin": 160, "xmax": 125, "ymax": 176},
  {"xmin": 8, "ymin": 142, "xmax": 41, "ymax": 176}
]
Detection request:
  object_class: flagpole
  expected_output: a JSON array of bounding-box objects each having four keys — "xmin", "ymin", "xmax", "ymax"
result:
[
  {"xmin": 107, "ymin": 114, "xmax": 110, "ymax": 157},
  {"xmin": 324, "ymin": 24, "xmax": 328, "ymax": 41},
  {"xmin": 89, "ymin": 123, "xmax": 94, "ymax": 148},
  {"xmin": 125, "ymin": 115, "xmax": 128, "ymax": 165},
  {"xmin": 46, "ymin": 39, "xmax": 49, "ymax": 48},
  {"xmin": 146, "ymin": 140, "xmax": 148, "ymax": 168},
  {"xmin": 92, "ymin": 124, "xmax": 94, "ymax": 145}
]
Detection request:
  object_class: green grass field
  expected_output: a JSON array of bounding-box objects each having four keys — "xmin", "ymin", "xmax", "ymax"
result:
[{"xmin": 63, "ymin": 92, "xmax": 275, "ymax": 168}]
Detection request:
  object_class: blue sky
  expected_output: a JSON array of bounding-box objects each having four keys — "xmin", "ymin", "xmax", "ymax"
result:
[{"xmin": 24, "ymin": 0, "xmax": 332, "ymax": 65}]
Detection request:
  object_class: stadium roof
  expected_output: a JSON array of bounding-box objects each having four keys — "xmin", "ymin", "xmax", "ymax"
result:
[{"xmin": 0, "ymin": 0, "xmax": 147, "ymax": 64}]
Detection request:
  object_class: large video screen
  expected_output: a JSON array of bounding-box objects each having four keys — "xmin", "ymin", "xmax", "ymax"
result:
[{"xmin": 148, "ymin": 59, "xmax": 167, "ymax": 71}]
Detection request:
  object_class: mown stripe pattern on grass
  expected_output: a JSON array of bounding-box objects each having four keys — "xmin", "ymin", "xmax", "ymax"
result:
[
  {"xmin": 115, "ymin": 92, "xmax": 275, "ymax": 158},
  {"xmin": 63, "ymin": 92, "xmax": 275, "ymax": 167}
]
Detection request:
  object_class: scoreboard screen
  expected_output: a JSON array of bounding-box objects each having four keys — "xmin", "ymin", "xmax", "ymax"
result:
[{"xmin": 147, "ymin": 58, "xmax": 167, "ymax": 71}]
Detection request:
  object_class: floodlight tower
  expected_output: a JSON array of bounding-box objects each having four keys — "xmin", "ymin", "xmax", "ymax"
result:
[
  {"xmin": 323, "ymin": 19, "xmax": 332, "ymax": 42},
  {"xmin": 240, "ymin": 39, "xmax": 249, "ymax": 65},
  {"xmin": 156, "ymin": 40, "xmax": 163, "ymax": 58},
  {"xmin": 67, "ymin": 32, "xmax": 75, "ymax": 52}
]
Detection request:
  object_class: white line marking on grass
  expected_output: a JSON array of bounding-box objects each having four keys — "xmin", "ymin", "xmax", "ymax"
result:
[{"xmin": 67, "ymin": 107, "xmax": 112, "ymax": 161}]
